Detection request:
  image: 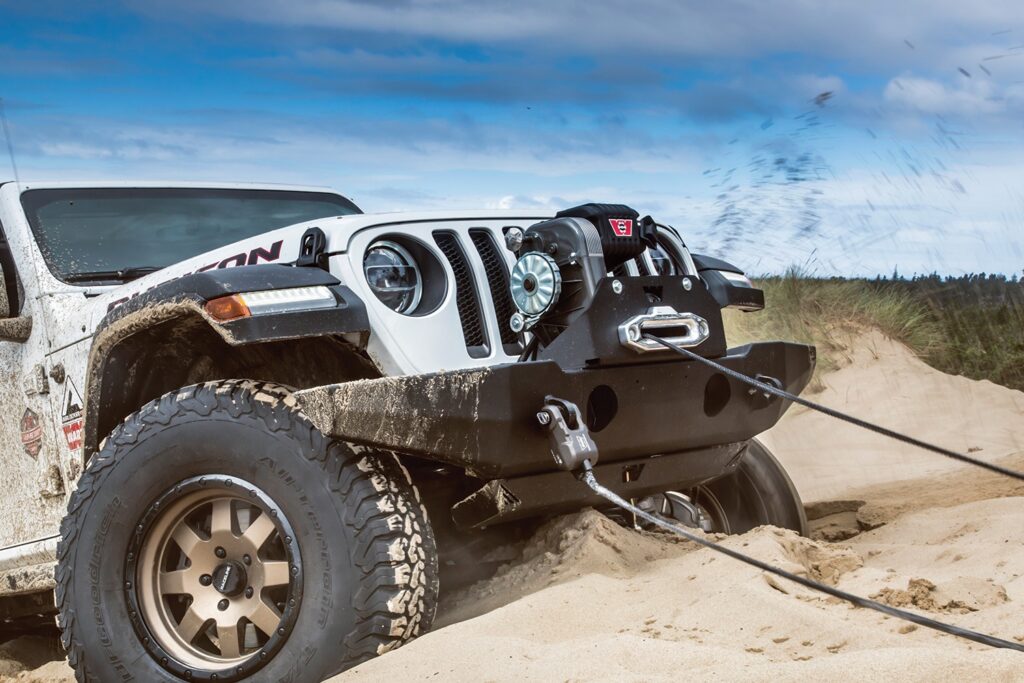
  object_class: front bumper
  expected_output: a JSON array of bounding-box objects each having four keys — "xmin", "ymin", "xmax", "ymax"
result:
[{"xmin": 295, "ymin": 340, "xmax": 815, "ymax": 480}]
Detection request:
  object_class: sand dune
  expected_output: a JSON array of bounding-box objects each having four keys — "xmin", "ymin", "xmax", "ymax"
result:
[
  {"xmin": 761, "ymin": 330, "xmax": 1024, "ymax": 502},
  {"xmin": 333, "ymin": 332, "xmax": 1024, "ymax": 682},
  {"xmin": 335, "ymin": 502, "xmax": 1024, "ymax": 682},
  {"xmin": 4, "ymin": 331, "xmax": 1023, "ymax": 682}
]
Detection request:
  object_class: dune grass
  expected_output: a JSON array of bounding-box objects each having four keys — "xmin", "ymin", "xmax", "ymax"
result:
[
  {"xmin": 722, "ymin": 271, "xmax": 943, "ymax": 382},
  {"xmin": 722, "ymin": 270, "xmax": 1024, "ymax": 392}
]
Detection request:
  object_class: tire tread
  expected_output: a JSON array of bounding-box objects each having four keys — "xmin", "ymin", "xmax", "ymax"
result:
[{"xmin": 56, "ymin": 379, "xmax": 438, "ymax": 681}]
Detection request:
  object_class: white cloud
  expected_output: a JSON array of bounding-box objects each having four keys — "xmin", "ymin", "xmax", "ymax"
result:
[
  {"xmin": 883, "ymin": 76, "xmax": 1010, "ymax": 117},
  {"xmin": 138, "ymin": 0, "xmax": 1024, "ymax": 68}
]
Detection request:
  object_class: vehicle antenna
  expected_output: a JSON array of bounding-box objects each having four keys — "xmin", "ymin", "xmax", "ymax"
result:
[{"xmin": 0, "ymin": 97, "xmax": 20, "ymax": 185}]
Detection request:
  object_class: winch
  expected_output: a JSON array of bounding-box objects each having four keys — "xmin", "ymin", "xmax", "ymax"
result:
[{"xmin": 506, "ymin": 203, "xmax": 659, "ymax": 346}]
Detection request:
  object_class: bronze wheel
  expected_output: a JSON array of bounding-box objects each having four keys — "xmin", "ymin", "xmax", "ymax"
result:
[
  {"xmin": 58, "ymin": 380, "xmax": 437, "ymax": 682},
  {"xmin": 126, "ymin": 475, "xmax": 302, "ymax": 680}
]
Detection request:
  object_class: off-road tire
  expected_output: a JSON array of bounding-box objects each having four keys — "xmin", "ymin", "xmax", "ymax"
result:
[
  {"xmin": 699, "ymin": 438, "xmax": 807, "ymax": 535},
  {"xmin": 56, "ymin": 380, "xmax": 438, "ymax": 682}
]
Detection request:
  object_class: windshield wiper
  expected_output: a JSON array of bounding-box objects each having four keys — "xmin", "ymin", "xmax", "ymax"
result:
[{"xmin": 63, "ymin": 266, "xmax": 164, "ymax": 284}]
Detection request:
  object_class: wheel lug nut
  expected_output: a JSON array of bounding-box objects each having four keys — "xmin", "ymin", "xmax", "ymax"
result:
[
  {"xmin": 243, "ymin": 554, "xmax": 251, "ymax": 565},
  {"xmin": 218, "ymin": 599, "xmax": 229, "ymax": 611},
  {"xmin": 245, "ymin": 586, "xmax": 254, "ymax": 599},
  {"xmin": 199, "ymin": 574, "xmax": 213, "ymax": 586},
  {"xmin": 215, "ymin": 546, "xmax": 226, "ymax": 559}
]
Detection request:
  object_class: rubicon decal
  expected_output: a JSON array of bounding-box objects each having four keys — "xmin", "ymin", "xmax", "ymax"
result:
[
  {"xmin": 609, "ymin": 218, "xmax": 633, "ymax": 237},
  {"xmin": 107, "ymin": 239, "xmax": 285, "ymax": 311},
  {"xmin": 61, "ymin": 380, "xmax": 85, "ymax": 452},
  {"xmin": 20, "ymin": 408, "xmax": 43, "ymax": 459}
]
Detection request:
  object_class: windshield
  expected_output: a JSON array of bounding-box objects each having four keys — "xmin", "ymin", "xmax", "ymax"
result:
[{"xmin": 21, "ymin": 187, "xmax": 361, "ymax": 284}]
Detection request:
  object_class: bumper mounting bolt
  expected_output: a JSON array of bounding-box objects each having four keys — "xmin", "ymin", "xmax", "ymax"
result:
[
  {"xmin": 681, "ymin": 277, "xmax": 693, "ymax": 291},
  {"xmin": 611, "ymin": 279, "xmax": 623, "ymax": 294}
]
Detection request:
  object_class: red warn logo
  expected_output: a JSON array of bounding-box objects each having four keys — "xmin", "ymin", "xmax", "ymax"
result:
[{"xmin": 609, "ymin": 218, "xmax": 633, "ymax": 237}]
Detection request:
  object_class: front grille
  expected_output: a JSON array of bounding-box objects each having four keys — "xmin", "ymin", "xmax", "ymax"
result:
[
  {"xmin": 433, "ymin": 231, "xmax": 489, "ymax": 357},
  {"xmin": 469, "ymin": 228, "xmax": 521, "ymax": 352}
]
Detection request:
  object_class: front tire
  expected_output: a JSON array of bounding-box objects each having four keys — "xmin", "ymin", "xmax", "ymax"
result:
[
  {"xmin": 696, "ymin": 438, "xmax": 807, "ymax": 535},
  {"xmin": 650, "ymin": 439, "xmax": 807, "ymax": 536},
  {"xmin": 56, "ymin": 380, "xmax": 438, "ymax": 682}
]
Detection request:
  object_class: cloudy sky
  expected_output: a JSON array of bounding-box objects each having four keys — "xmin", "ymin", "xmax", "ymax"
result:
[{"xmin": 1, "ymin": 1, "xmax": 1022, "ymax": 275}]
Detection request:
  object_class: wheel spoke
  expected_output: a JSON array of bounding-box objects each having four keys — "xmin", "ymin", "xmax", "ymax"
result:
[
  {"xmin": 262, "ymin": 561, "xmax": 290, "ymax": 588},
  {"xmin": 159, "ymin": 569, "xmax": 192, "ymax": 594},
  {"xmin": 211, "ymin": 499, "xmax": 234, "ymax": 537},
  {"xmin": 171, "ymin": 523, "xmax": 204, "ymax": 557},
  {"xmin": 217, "ymin": 622, "xmax": 242, "ymax": 659},
  {"xmin": 248, "ymin": 599, "xmax": 282, "ymax": 636},
  {"xmin": 241, "ymin": 513, "xmax": 276, "ymax": 550},
  {"xmin": 134, "ymin": 480, "xmax": 299, "ymax": 665},
  {"xmin": 177, "ymin": 605, "xmax": 208, "ymax": 643}
]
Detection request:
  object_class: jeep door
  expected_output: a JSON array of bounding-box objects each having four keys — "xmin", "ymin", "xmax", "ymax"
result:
[{"xmin": 0, "ymin": 208, "xmax": 66, "ymax": 550}]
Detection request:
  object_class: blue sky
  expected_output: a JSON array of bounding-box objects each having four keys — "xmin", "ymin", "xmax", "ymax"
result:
[{"xmin": 1, "ymin": 0, "xmax": 1022, "ymax": 275}]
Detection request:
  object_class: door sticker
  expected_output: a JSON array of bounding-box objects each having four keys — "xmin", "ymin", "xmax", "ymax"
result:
[
  {"xmin": 61, "ymin": 380, "xmax": 84, "ymax": 452},
  {"xmin": 20, "ymin": 409, "xmax": 42, "ymax": 459}
]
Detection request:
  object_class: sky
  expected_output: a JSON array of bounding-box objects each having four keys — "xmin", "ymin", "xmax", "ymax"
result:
[{"xmin": 0, "ymin": 0, "xmax": 1022, "ymax": 276}]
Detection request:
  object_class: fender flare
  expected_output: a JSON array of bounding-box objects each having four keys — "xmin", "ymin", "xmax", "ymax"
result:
[
  {"xmin": 83, "ymin": 264, "xmax": 370, "ymax": 455},
  {"xmin": 690, "ymin": 253, "xmax": 764, "ymax": 311},
  {"xmin": 691, "ymin": 253, "xmax": 745, "ymax": 274}
]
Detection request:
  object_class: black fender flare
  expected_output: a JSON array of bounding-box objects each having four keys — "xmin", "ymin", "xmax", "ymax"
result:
[
  {"xmin": 691, "ymin": 253, "xmax": 745, "ymax": 274},
  {"xmin": 83, "ymin": 264, "xmax": 370, "ymax": 455},
  {"xmin": 691, "ymin": 253, "xmax": 764, "ymax": 311}
]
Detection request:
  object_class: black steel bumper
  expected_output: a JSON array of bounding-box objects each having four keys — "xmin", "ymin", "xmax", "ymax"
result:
[{"xmin": 295, "ymin": 340, "xmax": 815, "ymax": 481}]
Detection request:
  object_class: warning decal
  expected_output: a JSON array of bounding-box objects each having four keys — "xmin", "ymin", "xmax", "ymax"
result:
[
  {"xmin": 20, "ymin": 409, "xmax": 42, "ymax": 459},
  {"xmin": 61, "ymin": 379, "xmax": 84, "ymax": 452}
]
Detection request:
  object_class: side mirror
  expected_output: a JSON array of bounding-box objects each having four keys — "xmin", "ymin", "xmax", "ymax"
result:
[{"xmin": 0, "ymin": 261, "xmax": 31, "ymax": 343}]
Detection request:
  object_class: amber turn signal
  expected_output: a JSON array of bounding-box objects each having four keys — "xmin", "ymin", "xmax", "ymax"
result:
[{"xmin": 204, "ymin": 295, "xmax": 251, "ymax": 322}]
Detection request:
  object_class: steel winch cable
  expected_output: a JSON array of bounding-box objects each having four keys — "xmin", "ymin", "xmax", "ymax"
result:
[
  {"xmin": 642, "ymin": 333, "xmax": 1024, "ymax": 482},
  {"xmin": 605, "ymin": 331, "xmax": 1024, "ymax": 650},
  {"xmin": 576, "ymin": 461, "xmax": 1024, "ymax": 652}
]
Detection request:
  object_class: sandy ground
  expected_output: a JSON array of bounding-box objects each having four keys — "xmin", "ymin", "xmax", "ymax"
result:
[
  {"xmin": 3, "ymin": 330, "xmax": 1022, "ymax": 681},
  {"xmin": 761, "ymin": 330, "xmax": 1024, "ymax": 502}
]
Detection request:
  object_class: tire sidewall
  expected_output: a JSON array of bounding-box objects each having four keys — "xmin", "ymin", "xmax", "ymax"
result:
[
  {"xmin": 65, "ymin": 394, "xmax": 361, "ymax": 682},
  {"xmin": 703, "ymin": 439, "xmax": 807, "ymax": 535}
]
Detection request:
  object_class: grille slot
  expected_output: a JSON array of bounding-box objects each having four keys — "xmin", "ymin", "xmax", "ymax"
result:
[
  {"xmin": 433, "ymin": 231, "xmax": 489, "ymax": 358},
  {"xmin": 469, "ymin": 228, "xmax": 522, "ymax": 353}
]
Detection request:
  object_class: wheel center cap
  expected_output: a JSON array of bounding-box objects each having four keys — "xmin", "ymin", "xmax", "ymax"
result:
[{"xmin": 212, "ymin": 560, "xmax": 247, "ymax": 597}]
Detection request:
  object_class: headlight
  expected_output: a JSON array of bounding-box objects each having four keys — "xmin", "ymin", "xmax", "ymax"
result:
[{"xmin": 364, "ymin": 240, "xmax": 422, "ymax": 314}]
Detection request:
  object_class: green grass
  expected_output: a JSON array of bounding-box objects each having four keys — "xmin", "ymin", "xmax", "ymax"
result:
[{"xmin": 723, "ymin": 271, "xmax": 1024, "ymax": 392}]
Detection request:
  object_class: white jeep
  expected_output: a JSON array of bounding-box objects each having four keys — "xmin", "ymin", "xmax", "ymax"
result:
[{"xmin": 0, "ymin": 181, "xmax": 813, "ymax": 681}]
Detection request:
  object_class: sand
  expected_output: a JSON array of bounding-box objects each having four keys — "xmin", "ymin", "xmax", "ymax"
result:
[
  {"xmin": 4, "ymin": 330, "xmax": 1023, "ymax": 682},
  {"xmin": 0, "ymin": 638, "xmax": 69, "ymax": 683},
  {"xmin": 761, "ymin": 329, "xmax": 1024, "ymax": 502},
  {"xmin": 332, "ymin": 331, "xmax": 1024, "ymax": 682}
]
